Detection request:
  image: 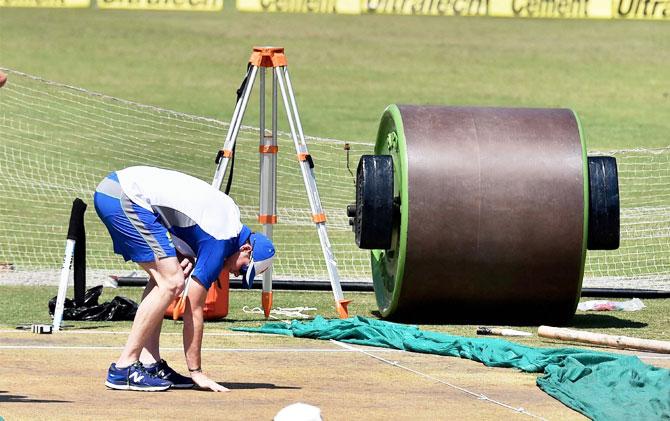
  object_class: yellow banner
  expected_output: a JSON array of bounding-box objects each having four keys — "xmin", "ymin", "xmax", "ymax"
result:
[
  {"xmin": 97, "ymin": 0, "xmax": 223, "ymax": 10},
  {"xmin": 0, "ymin": 0, "xmax": 89, "ymax": 7},
  {"xmin": 236, "ymin": 0, "xmax": 360, "ymax": 13},
  {"xmin": 362, "ymin": 0, "xmax": 490, "ymax": 15},
  {"xmin": 491, "ymin": 0, "xmax": 612, "ymax": 18},
  {"xmin": 613, "ymin": 0, "xmax": 669, "ymax": 18},
  {"xmin": 236, "ymin": 0, "xmax": 669, "ymax": 18}
]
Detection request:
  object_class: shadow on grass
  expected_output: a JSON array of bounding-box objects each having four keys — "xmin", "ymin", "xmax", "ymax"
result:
[
  {"xmin": 0, "ymin": 390, "xmax": 71, "ymax": 404},
  {"xmin": 208, "ymin": 319, "xmax": 263, "ymax": 324},
  {"xmin": 373, "ymin": 311, "xmax": 649, "ymax": 330},
  {"xmin": 64, "ymin": 324, "xmax": 113, "ymax": 330},
  {"xmin": 371, "ymin": 310, "xmax": 570, "ymax": 327},
  {"xmin": 570, "ymin": 314, "xmax": 648, "ymax": 329}
]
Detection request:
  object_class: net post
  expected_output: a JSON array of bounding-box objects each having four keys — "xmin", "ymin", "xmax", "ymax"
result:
[{"xmin": 72, "ymin": 199, "xmax": 87, "ymax": 307}]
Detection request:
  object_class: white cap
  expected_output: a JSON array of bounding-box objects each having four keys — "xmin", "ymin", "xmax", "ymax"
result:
[
  {"xmin": 274, "ymin": 403, "xmax": 322, "ymax": 421},
  {"xmin": 241, "ymin": 231, "xmax": 275, "ymax": 289}
]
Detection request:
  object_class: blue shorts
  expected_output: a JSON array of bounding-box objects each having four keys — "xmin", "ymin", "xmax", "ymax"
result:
[{"xmin": 93, "ymin": 173, "xmax": 176, "ymax": 263}]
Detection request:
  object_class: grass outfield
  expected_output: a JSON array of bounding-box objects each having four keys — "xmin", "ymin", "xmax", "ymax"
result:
[
  {"xmin": 0, "ymin": 7, "xmax": 668, "ymax": 149},
  {"xmin": 2, "ymin": 286, "xmax": 669, "ymax": 343},
  {"xmin": 0, "ymin": 7, "xmax": 668, "ymax": 350},
  {"xmin": 0, "ymin": 11, "xmax": 669, "ymax": 419},
  {"xmin": 2, "ymin": 8, "xmax": 669, "ymax": 279}
]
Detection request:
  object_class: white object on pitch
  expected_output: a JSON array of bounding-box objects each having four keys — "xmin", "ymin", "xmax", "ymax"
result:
[
  {"xmin": 53, "ymin": 238, "xmax": 76, "ymax": 332},
  {"xmin": 32, "ymin": 324, "xmax": 53, "ymax": 334},
  {"xmin": 274, "ymin": 403, "xmax": 322, "ymax": 421}
]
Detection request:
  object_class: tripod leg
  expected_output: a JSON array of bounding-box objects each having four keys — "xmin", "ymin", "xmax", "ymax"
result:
[
  {"xmin": 259, "ymin": 67, "xmax": 278, "ymax": 318},
  {"xmin": 212, "ymin": 65, "xmax": 259, "ymax": 190},
  {"xmin": 274, "ymin": 66, "xmax": 350, "ymax": 319}
]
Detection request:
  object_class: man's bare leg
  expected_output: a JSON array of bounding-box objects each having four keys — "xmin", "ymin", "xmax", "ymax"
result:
[
  {"xmin": 139, "ymin": 255, "xmax": 193, "ymax": 365},
  {"xmin": 133, "ymin": 257, "xmax": 196, "ymax": 389},
  {"xmin": 116, "ymin": 257, "xmax": 183, "ymax": 368},
  {"xmin": 138, "ymin": 278, "xmax": 162, "ymax": 365}
]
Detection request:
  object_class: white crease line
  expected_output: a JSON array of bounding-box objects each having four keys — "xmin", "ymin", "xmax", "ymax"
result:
[
  {"xmin": 4, "ymin": 331, "xmax": 667, "ymax": 358},
  {"xmin": 0, "ymin": 329, "xmax": 262, "ymax": 336},
  {"xmin": 0, "ymin": 345, "xmax": 402, "ymax": 353}
]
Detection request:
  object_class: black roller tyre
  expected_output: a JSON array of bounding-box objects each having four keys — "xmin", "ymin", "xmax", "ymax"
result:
[
  {"xmin": 587, "ymin": 156, "xmax": 620, "ymax": 250},
  {"xmin": 352, "ymin": 155, "xmax": 394, "ymax": 250}
]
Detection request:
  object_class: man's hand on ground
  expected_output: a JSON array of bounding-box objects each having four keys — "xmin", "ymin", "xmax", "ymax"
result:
[{"xmin": 191, "ymin": 371, "xmax": 230, "ymax": 392}]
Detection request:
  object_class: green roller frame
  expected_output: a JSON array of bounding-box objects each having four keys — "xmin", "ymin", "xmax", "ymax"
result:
[{"xmin": 371, "ymin": 105, "xmax": 409, "ymax": 317}]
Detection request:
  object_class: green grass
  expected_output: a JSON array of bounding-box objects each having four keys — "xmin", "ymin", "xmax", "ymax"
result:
[
  {"xmin": 2, "ymin": 285, "xmax": 669, "ymax": 345},
  {"xmin": 0, "ymin": 8, "xmax": 669, "ymax": 339},
  {"xmin": 0, "ymin": 285, "xmax": 376, "ymax": 330},
  {"xmin": 1, "ymin": 7, "xmax": 668, "ymax": 148},
  {"xmin": 2, "ymin": 7, "xmax": 668, "ymax": 277}
]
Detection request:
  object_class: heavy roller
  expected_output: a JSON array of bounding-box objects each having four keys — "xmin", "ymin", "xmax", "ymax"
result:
[{"xmin": 348, "ymin": 105, "xmax": 619, "ymax": 323}]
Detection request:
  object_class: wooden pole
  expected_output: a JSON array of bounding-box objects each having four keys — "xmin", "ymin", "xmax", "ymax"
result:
[{"xmin": 538, "ymin": 326, "xmax": 670, "ymax": 354}]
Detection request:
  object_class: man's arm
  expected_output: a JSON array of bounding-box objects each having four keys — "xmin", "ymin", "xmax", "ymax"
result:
[{"xmin": 182, "ymin": 277, "xmax": 229, "ymax": 392}]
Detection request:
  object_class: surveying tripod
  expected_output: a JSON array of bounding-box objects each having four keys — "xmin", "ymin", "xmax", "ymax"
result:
[{"xmin": 212, "ymin": 47, "xmax": 350, "ymax": 319}]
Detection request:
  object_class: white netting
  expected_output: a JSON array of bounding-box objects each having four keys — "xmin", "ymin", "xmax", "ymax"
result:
[
  {"xmin": 583, "ymin": 148, "xmax": 670, "ymax": 290},
  {"xmin": 0, "ymin": 68, "xmax": 370, "ymax": 285},
  {"xmin": 0, "ymin": 68, "xmax": 668, "ymax": 291}
]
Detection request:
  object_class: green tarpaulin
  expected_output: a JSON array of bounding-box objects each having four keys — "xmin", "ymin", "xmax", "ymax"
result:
[{"xmin": 234, "ymin": 316, "xmax": 670, "ymax": 420}]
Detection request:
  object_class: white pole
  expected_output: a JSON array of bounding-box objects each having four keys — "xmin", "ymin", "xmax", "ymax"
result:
[{"xmin": 52, "ymin": 239, "xmax": 75, "ymax": 332}]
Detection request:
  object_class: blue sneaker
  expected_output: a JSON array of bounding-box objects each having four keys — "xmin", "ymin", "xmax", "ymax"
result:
[
  {"xmin": 105, "ymin": 361, "xmax": 171, "ymax": 391},
  {"xmin": 145, "ymin": 359, "xmax": 194, "ymax": 389}
]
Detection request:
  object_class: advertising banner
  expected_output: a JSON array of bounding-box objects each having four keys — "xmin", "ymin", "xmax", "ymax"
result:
[
  {"xmin": 363, "ymin": 0, "xmax": 489, "ymax": 15},
  {"xmin": 490, "ymin": 0, "xmax": 612, "ymax": 18},
  {"xmin": 613, "ymin": 0, "xmax": 669, "ymax": 18},
  {"xmin": 0, "ymin": 0, "xmax": 89, "ymax": 7},
  {"xmin": 237, "ymin": 0, "xmax": 360, "ymax": 13},
  {"xmin": 359, "ymin": 0, "xmax": 667, "ymax": 17},
  {"xmin": 97, "ymin": 0, "xmax": 223, "ymax": 11},
  {"xmin": 3, "ymin": 0, "xmax": 664, "ymax": 19}
]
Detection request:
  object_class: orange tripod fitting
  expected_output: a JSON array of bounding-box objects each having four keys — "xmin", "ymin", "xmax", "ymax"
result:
[{"xmin": 249, "ymin": 47, "xmax": 288, "ymax": 68}]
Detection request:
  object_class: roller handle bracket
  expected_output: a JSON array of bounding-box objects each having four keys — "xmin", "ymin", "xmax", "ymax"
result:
[{"xmin": 215, "ymin": 149, "xmax": 225, "ymax": 165}]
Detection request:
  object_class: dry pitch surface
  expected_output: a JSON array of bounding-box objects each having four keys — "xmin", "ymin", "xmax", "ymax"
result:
[{"xmin": 1, "ymin": 327, "xmax": 669, "ymax": 420}]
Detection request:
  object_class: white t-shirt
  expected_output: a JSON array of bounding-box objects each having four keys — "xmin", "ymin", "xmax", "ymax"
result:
[{"xmin": 116, "ymin": 166, "xmax": 242, "ymax": 241}]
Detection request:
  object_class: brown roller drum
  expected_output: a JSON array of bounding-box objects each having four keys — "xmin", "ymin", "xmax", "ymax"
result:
[{"xmin": 371, "ymin": 105, "xmax": 588, "ymax": 323}]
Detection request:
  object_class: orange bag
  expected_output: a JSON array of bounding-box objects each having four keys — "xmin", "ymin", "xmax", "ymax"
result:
[{"xmin": 165, "ymin": 271, "xmax": 229, "ymax": 321}]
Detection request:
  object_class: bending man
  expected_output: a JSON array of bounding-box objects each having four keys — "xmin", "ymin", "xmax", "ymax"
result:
[{"xmin": 94, "ymin": 166, "xmax": 275, "ymax": 392}]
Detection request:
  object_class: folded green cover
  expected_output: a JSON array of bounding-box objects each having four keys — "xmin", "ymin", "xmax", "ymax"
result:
[{"xmin": 234, "ymin": 316, "xmax": 670, "ymax": 420}]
